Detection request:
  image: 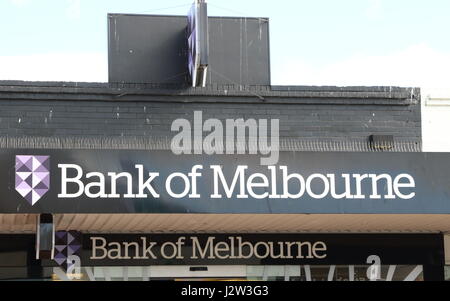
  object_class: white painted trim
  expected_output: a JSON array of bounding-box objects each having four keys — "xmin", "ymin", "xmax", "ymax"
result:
[
  {"xmin": 262, "ymin": 266, "xmax": 268, "ymax": 281},
  {"xmin": 386, "ymin": 265, "xmax": 396, "ymax": 281},
  {"xmin": 284, "ymin": 265, "xmax": 298, "ymax": 281},
  {"xmin": 123, "ymin": 266, "xmax": 129, "ymax": 281},
  {"xmin": 143, "ymin": 266, "xmax": 150, "ymax": 281},
  {"xmin": 103, "ymin": 267, "xmax": 111, "ymax": 281},
  {"xmin": 445, "ymin": 235, "xmax": 450, "ymax": 265},
  {"xmin": 426, "ymin": 99, "xmax": 450, "ymax": 106},
  {"xmin": 303, "ymin": 265, "xmax": 312, "ymax": 281},
  {"xmin": 84, "ymin": 267, "xmax": 96, "ymax": 281},
  {"xmin": 327, "ymin": 265, "xmax": 336, "ymax": 281},
  {"xmin": 53, "ymin": 267, "xmax": 69, "ymax": 281},
  {"xmin": 403, "ymin": 265, "xmax": 423, "ymax": 281},
  {"xmin": 349, "ymin": 265, "xmax": 355, "ymax": 281}
]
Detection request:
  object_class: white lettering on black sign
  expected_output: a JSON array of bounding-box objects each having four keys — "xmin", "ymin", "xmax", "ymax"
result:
[
  {"xmin": 58, "ymin": 164, "xmax": 416, "ymax": 200},
  {"xmin": 89, "ymin": 236, "xmax": 328, "ymax": 261}
]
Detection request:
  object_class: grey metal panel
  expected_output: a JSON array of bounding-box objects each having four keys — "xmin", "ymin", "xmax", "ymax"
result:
[
  {"xmin": 108, "ymin": 14, "xmax": 189, "ymax": 84},
  {"xmin": 198, "ymin": 3, "xmax": 209, "ymax": 66},
  {"xmin": 0, "ymin": 99, "xmax": 422, "ymax": 150},
  {"xmin": 206, "ymin": 17, "xmax": 270, "ymax": 86},
  {"xmin": 108, "ymin": 14, "xmax": 270, "ymax": 86}
]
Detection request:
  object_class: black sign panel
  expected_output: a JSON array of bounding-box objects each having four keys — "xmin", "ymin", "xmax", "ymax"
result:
[
  {"xmin": 2, "ymin": 150, "xmax": 450, "ymax": 214},
  {"xmin": 78, "ymin": 233, "xmax": 443, "ymax": 266}
]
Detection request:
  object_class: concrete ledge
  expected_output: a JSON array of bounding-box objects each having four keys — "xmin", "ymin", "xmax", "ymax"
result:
[
  {"xmin": 0, "ymin": 136, "xmax": 422, "ymax": 152},
  {"xmin": 0, "ymin": 81, "xmax": 419, "ymax": 105}
]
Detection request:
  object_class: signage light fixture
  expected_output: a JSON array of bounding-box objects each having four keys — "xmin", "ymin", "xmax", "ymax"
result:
[{"xmin": 187, "ymin": 0, "xmax": 209, "ymax": 87}]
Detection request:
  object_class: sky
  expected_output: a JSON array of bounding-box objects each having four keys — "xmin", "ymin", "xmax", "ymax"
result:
[{"xmin": 1, "ymin": 0, "xmax": 450, "ymax": 88}]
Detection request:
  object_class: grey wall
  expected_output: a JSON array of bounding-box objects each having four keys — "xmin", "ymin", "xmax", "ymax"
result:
[
  {"xmin": 0, "ymin": 100, "xmax": 421, "ymax": 141},
  {"xmin": 108, "ymin": 14, "xmax": 271, "ymax": 86},
  {"xmin": 0, "ymin": 82, "xmax": 421, "ymax": 151}
]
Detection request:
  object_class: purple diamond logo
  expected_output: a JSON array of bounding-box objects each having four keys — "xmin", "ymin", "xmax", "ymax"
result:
[
  {"xmin": 15, "ymin": 155, "xmax": 50, "ymax": 206},
  {"xmin": 54, "ymin": 231, "xmax": 82, "ymax": 271}
]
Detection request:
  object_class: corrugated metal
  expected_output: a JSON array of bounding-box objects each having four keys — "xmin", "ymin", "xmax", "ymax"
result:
[
  {"xmin": 0, "ymin": 214, "xmax": 449, "ymax": 234},
  {"xmin": 0, "ymin": 214, "xmax": 36, "ymax": 233},
  {"xmin": 0, "ymin": 136, "xmax": 423, "ymax": 152}
]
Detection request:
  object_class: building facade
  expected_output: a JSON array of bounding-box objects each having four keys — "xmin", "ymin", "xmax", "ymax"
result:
[{"xmin": 0, "ymin": 8, "xmax": 449, "ymax": 281}]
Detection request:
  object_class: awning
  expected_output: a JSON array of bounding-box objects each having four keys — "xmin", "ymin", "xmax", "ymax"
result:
[{"xmin": 2, "ymin": 214, "xmax": 449, "ymax": 234}]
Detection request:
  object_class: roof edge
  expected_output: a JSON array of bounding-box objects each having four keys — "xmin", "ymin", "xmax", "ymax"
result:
[{"xmin": 0, "ymin": 80, "xmax": 420, "ymax": 105}]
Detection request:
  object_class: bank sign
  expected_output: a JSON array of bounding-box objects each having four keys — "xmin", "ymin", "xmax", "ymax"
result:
[
  {"xmin": 2, "ymin": 150, "xmax": 450, "ymax": 213},
  {"xmin": 47, "ymin": 233, "xmax": 442, "ymax": 267}
]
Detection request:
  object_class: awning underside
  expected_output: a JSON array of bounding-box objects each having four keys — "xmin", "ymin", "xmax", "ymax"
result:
[{"xmin": 0, "ymin": 214, "xmax": 449, "ymax": 234}]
